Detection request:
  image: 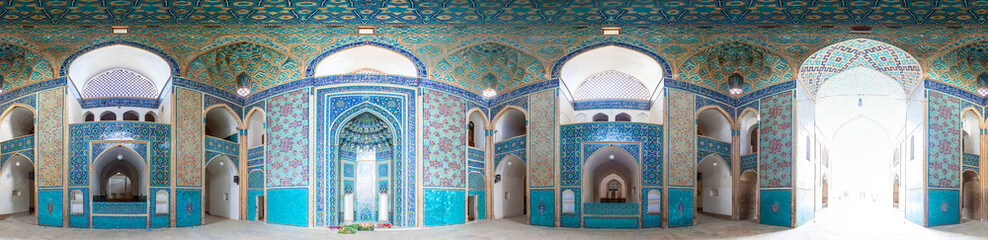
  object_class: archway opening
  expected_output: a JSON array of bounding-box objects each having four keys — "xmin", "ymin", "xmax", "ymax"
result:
[
  {"xmin": 582, "ymin": 146, "xmax": 640, "ymax": 204},
  {"xmin": 468, "ymin": 111, "xmax": 486, "ymax": 149},
  {"xmin": 697, "ymin": 155, "xmax": 732, "ymax": 219},
  {"xmin": 592, "ymin": 113, "xmax": 608, "ymax": 122},
  {"xmin": 122, "ymin": 111, "xmax": 139, "ymax": 121},
  {"xmin": 816, "ymin": 67, "xmax": 906, "ymax": 222},
  {"xmin": 614, "ymin": 113, "xmax": 631, "ymax": 122},
  {"xmin": 696, "ymin": 108, "xmax": 731, "ymax": 142},
  {"xmin": 0, "ymin": 106, "xmax": 34, "ymax": 142},
  {"xmin": 0, "ymin": 155, "xmax": 34, "ymax": 215},
  {"xmin": 493, "ymin": 155, "xmax": 526, "ymax": 220},
  {"xmin": 494, "ymin": 108, "xmax": 526, "ymax": 142},
  {"xmin": 738, "ymin": 111, "xmax": 759, "ymax": 155},
  {"xmin": 205, "ymin": 155, "xmax": 239, "ymax": 220},
  {"xmin": 92, "ymin": 146, "xmax": 146, "ymax": 203},
  {"xmin": 204, "ymin": 107, "xmax": 239, "ymax": 142},
  {"xmin": 313, "ymin": 45, "xmax": 418, "ymax": 78},
  {"xmin": 739, "ymin": 171, "xmax": 758, "ymax": 220},
  {"xmin": 962, "ymin": 171, "xmax": 981, "ymax": 221},
  {"xmin": 246, "ymin": 110, "xmax": 265, "ymax": 148},
  {"xmin": 338, "ymin": 112, "xmax": 393, "ymax": 224}
]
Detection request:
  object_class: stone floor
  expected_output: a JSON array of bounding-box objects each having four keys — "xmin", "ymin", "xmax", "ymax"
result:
[{"xmin": 2, "ymin": 209, "xmax": 988, "ymax": 240}]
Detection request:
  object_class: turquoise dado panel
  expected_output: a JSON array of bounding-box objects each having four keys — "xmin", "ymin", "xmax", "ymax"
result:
[
  {"xmin": 247, "ymin": 190, "xmax": 264, "ymax": 222},
  {"xmin": 928, "ymin": 189, "xmax": 960, "ymax": 226},
  {"xmin": 93, "ymin": 216, "xmax": 147, "ymax": 229},
  {"xmin": 423, "ymin": 189, "xmax": 465, "ymax": 227},
  {"xmin": 92, "ymin": 202, "xmax": 147, "ymax": 215},
  {"xmin": 584, "ymin": 217, "xmax": 639, "ymax": 229},
  {"xmin": 68, "ymin": 188, "xmax": 89, "ymax": 228},
  {"xmin": 150, "ymin": 188, "xmax": 170, "ymax": 228},
  {"xmin": 176, "ymin": 189, "xmax": 202, "ymax": 227},
  {"xmin": 268, "ymin": 188, "xmax": 309, "ymax": 227},
  {"xmin": 667, "ymin": 188, "xmax": 694, "ymax": 228},
  {"xmin": 759, "ymin": 189, "xmax": 792, "ymax": 227},
  {"xmin": 38, "ymin": 189, "xmax": 63, "ymax": 227},
  {"xmin": 530, "ymin": 189, "xmax": 554, "ymax": 227},
  {"xmin": 468, "ymin": 190, "xmax": 486, "ymax": 221}
]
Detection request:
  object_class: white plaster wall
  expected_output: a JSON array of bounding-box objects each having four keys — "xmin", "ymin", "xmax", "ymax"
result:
[
  {"xmin": 247, "ymin": 111, "xmax": 265, "ymax": 148},
  {"xmin": 494, "ymin": 108, "xmax": 526, "ymax": 142},
  {"xmin": 468, "ymin": 112, "xmax": 487, "ymax": 149},
  {"xmin": 698, "ymin": 156, "xmax": 732, "ymax": 216},
  {"xmin": 156, "ymin": 87, "xmax": 172, "ymax": 123},
  {"xmin": 962, "ymin": 111, "xmax": 979, "ymax": 154},
  {"xmin": 558, "ymin": 89, "xmax": 575, "ymax": 124},
  {"xmin": 697, "ymin": 109, "xmax": 731, "ymax": 142},
  {"xmin": 650, "ymin": 88, "xmax": 665, "ymax": 124},
  {"xmin": 206, "ymin": 158, "xmax": 239, "ymax": 220},
  {"xmin": 0, "ymin": 157, "xmax": 32, "ymax": 215},
  {"xmin": 0, "ymin": 107, "xmax": 33, "ymax": 141},
  {"xmin": 738, "ymin": 111, "xmax": 759, "ymax": 155},
  {"xmin": 313, "ymin": 45, "xmax": 418, "ymax": 77},
  {"xmin": 205, "ymin": 108, "xmax": 239, "ymax": 139}
]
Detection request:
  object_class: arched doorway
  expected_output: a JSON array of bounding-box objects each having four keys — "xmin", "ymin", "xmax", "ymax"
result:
[
  {"xmin": 92, "ymin": 146, "xmax": 147, "ymax": 203},
  {"xmin": 205, "ymin": 155, "xmax": 239, "ymax": 220},
  {"xmin": 204, "ymin": 106, "xmax": 240, "ymax": 142},
  {"xmin": 582, "ymin": 146, "xmax": 640, "ymax": 204},
  {"xmin": 0, "ymin": 106, "xmax": 35, "ymax": 142},
  {"xmin": 493, "ymin": 154, "xmax": 526, "ymax": 220},
  {"xmin": 493, "ymin": 108, "xmax": 526, "ymax": 142},
  {"xmin": 338, "ymin": 112, "xmax": 393, "ymax": 224},
  {"xmin": 962, "ymin": 171, "xmax": 981, "ymax": 221},
  {"xmin": 697, "ymin": 155, "xmax": 732, "ymax": 219},
  {"xmin": 0, "ymin": 154, "xmax": 34, "ymax": 216},
  {"xmin": 739, "ymin": 171, "xmax": 757, "ymax": 220}
]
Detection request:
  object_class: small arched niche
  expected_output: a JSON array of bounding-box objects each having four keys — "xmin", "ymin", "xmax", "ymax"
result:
[
  {"xmin": 92, "ymin": 146, "xmax": 146, "ymax": 202},
  {"xmin": 467, "ymin": 110, "xmax": 487, "ymax": 149},
  {"xmin": 205, "ymin": 107, "xmax": 240, "ymax": 142},
  {"xmin": 122, "ymin": 111, "xmax": 140, "ymax": 121},
  {"xmin": 313, "ymin": 45, "xmax": 418, "ymax": 78},
  {"xmin": 614, "ymin": 113, "xmax": 631, "ymax": 122},
  {"xmin": 493, "ymin": 108, "xmax": 526, "ymax": 142},
  {"xmin": 592, "ymin": 113, "xmax": 608, "ymax": 122},
  {"xmin": 582, "ymin": 146, "xmax": 639, "ymax": 204},
  {"xmin": 100, "ymin": 111, "xmax": 117, "ymax": 121},
  {"xmin": 84, "ymin": 111, "xmax": 95, "ymax": 122},
  {"xmin": 0, "ymin": 106, "xmax": 34, "ymax": 142},
  {"xmin": 697, "ymin": 108, "xmax": 732, "ymax": 142},
  {"xmin": 739, "ymin": 170, "xmax": 757, "ymax": 220}
]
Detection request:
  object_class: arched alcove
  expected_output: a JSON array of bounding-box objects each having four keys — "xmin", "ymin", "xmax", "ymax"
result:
[
  {"xmin": 582, "ymin": 146, "xmax": 639, "ymax": 204},
  {"xmin": 468, "ymin": 110, "xmax": 487, "ymax": 149},
  {"xmin": 0, "ymin": 106, "xmax": 34, "ymax": 142},
  {"xmin": 614, "ymin": 113, "xmax": 631, "ymax": 122},
  {"xmin": 0, "ymin": 154, "xmax": 34, "ymax": 215},
  {"xmin": 493, "ymin": 108, "xmax": 526, "ymax": 142},
  {"xmin": 738, "ymin": 110, "xmax": 759, "ymax": 155},
  {"xmin": 696, "ymin": 108, "xmax": 732, "ymax": 142},
  {"xmin": 122, "ymin": 111, "xmax": 139, "ymax": 121},
  {"xmin": 99, "ymin": 111, "xmax": 116, "ymax": 121},
  {"xmin": 338, "ymin": 112, "xmax": 394, "ymax": 223},
  {"xmin": 312, "ymin": 45, "xmax": 418, "ymax": 78},
  {"xmin": 204, "ymin": 106, "xmax": 240, "ymax": 142},
  {"xmin": 558, "ymin": 46, "xmax": 664, "ymax": 102},
  {"xmin": 246, "ymin": 109, "xmax": 265, "ymax": 148},
  {"xmin": 739, "ymin": 171, "xmax": 758, "ymax": 220},
  {"xmin": 962, "ymin": 170, "xmax": 981, "ymax": 221},
  {"xmin": 205, "ymin": 155, "xmax": 239, "ymax": 220},
  {"xmin": 493, "ymin": 155, "xmax": 526, "ymax": 219},
  {"xmin": 697, "ymin": 155, "xmax": 732, "ymax": 217},
  {"xmin": 592, "ymin": 113, "xmax": 608, "ymax": 122},
  {"xmin": 84, "ymin": 111, "xmax": 95, "ymax": 122},
  {"xmin": 91, "ymin": 146, "xmax": 146, "ymax": 202},
  {"xmin": 961, "ymin": 110, "xmax": 980, "ymax": 154}
]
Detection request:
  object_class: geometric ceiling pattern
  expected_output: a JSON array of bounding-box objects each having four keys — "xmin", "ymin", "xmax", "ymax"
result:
[
  {"xmin": 186, "ymin": 42, "xmax": 300, "ymax": 93},
  {"xmin": 434, "ymin": 42, "xmax": 544, "ymax": 94},
  {"xmin": 5, "ymin": 1, "xmax": 988, "ymax": 26},
  {"xmin": 573, "ymin": 71, "xmax": 650, "ymax": 101},
  {"xmin": 799, "ymin": 39, "xmax": 922, "ymax": 98},
  {"xmin": 82, "ymin": 68, "xmax": 157, "ymax": 99},
  {"xmin": 931, "ymin": 41, "xmax": 988, "ymax": 94},
  {"xmin": 680, "ymin": 41, "xmax": 793, "ymax": 95},
  {"xmin": 0, "ymin": 42, "xmax": 52, "ymax": 92}
]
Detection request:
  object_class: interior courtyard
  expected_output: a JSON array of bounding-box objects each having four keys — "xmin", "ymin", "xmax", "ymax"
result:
[{"xmin": 3, "ymin": 1, "xmax": 988, "ymax": 239}]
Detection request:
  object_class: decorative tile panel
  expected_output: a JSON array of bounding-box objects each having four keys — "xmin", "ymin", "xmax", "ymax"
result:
[
  {"xmin": 928, "ymin": 91, "xmax": 960, "ymax": 188},
  {"xmin": 530, "ymin": 90, "xmax": 556, "ymax": 187},
  {"xmin": 175, "ymin": 88, "xmax": 203, "ymax": 187},
  {"xmin": 267, "ymin": 89, "xmax": 310, "ymax": 187},
  {"xmin": 666, "ymin": 89, "xmax": 695, "ymax": 187},
  {"xmin": 422, "ymin": 90, "xmax": 466, "ymax": 188},
  {"xmin": 37, "ymin": 88, "xmax": 63, "ymax": 187},
  {"xmin": 0, "ymin": 135, "xmax": 32, "ymax": 153},
  {"xmin": 759, "ymin": 91, "xmax": 793, "ymax": 188}
]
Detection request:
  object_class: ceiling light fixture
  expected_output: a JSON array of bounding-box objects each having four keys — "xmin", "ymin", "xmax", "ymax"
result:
[
  {"xmin": 482, "ymin": 88, "xmax": 497, "ymax": 99},
  {"xmin": 117, "ymin": 153, "xmax": 123, "ymax": 160},
  {"xmin": 728, "ymin": 73, "xmax": 745, "ymax": 96},
  {"xmin": 111, "ymin": 26, "xmax": 129, "ymax": 34},
  {"xmin": 601, "ymin": 27, "xmax": 621, "ymax": 35},
  {"xmin": 236, "ymin": 72, "xmax": 252, "ymax": 97},
  {"xmin": 358, "ymin": 26, "xmax": 375, "ymax": 35},
  {"xmin": 608, "ymin": 154, "xmax": 615, "ymax": 160}
]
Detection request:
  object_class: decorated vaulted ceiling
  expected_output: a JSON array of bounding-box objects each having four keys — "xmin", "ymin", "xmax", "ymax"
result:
[
  {"xmin": 0, "ymin": 42, "xmax": 52, "ymax": 92},
  {"xmin": 434, "ymin": 42, "xmax": 544, "ymax": 94},
  {"xmin": 680, "ymin": 41, "xmax": 793, "ymax": 94},
  {"xmin": 4, "ymin": 1, "xmax": 988, "ymax": 26},
  {"xmin": 931, "ymin": 41, "xmax": 988, "ymax": 94},
  {"xmin": 186, "ymin": 41, "xmax": 300, "ymax": 93}
]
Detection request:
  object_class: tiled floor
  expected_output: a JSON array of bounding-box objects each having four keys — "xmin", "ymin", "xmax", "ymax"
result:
[{"xmin": 2, "ymin": 209, "xmax": 988, "ymax": 240}]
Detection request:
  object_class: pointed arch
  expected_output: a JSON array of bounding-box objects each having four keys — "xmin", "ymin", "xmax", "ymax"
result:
[
  {"xmin": 798, "ymin": 38, "xmax": 922, "ymax": 99},
  {"xmin": 203, "ymin": 104, "xmax": 245, "ymax": 130},
  {"xmin": 307, "ymin": 42, "xmax": 426, "ymax": 78},
  {"xmin": 554, "ymin": 42, "xmax": 670, "ymax": 102}
]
